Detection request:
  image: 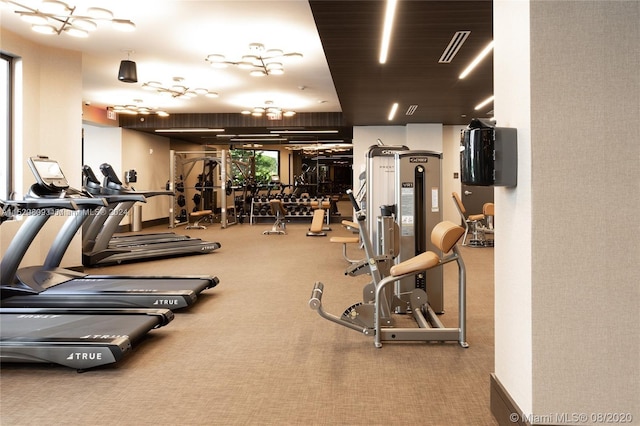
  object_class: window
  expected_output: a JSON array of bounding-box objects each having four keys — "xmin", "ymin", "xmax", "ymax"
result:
[
  {"xmin": 230, "ymin": 148, "xmax": 280, "ymax": 185},
  {"xmin": 0, "ymin": 53, "xmax": 11, "ymax": 200}
]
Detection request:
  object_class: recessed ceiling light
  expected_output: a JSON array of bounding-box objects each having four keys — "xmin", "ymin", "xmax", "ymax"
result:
[
  {"xmin": 459, "ymin": 40, "xmax": 494, "ymax": 79},
  {"xmin": 388, "ymin": 102, "xmax": 399, "ymax": 120},
  {"xmin": 474, "ymin": 95, "xmax": 494, "ymax": 110},
  {"xmin": 379, "ymin": 0, "xmax": 398, "ymax": 64}
]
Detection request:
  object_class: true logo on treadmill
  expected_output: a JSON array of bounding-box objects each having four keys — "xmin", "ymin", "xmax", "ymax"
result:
[
  {"xmin": 153, "ymin": 299, "xmax": 180, "ymax": 305},
  {"xmin": 80, "ymin": 335, "xmax": 128, "ymax": 339},
  {"xmin": 67, "ymin": 352, "xmax": 102, "ymax": 360}
]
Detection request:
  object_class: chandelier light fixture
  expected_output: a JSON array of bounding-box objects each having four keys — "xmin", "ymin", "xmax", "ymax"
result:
[
  {"xmin": 241, "ymin": 101, "xmax": 296, "ymax": 119},
  {"xmin": 206, "ymin": 43, "xmax": 303, "ymax": 77},
  {"xmin": 142, "ymin": 77, "xmax": 219, "ymax": 99},
  {"xmin": 107, "ymin": 100, "xmax": 169, "ymax": 117},
  {"xmin": 2, "ymin": 0, "xmax": 136, "ymax": 38}
]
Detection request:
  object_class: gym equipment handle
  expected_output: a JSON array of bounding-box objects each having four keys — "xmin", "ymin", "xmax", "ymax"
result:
[
  {"xmin": 346, "ymin": 189, "xmax": 365, "ymax": 222},
  {"xmin": 346, "ymin": 189, "xmax": 361, "ymax": 211},
  {"xmin": 309, "ymin": 282, "xmax": 324, "ymax": 310}
]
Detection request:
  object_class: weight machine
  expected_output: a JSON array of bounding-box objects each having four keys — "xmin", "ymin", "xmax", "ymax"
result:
[
  {"xmin": 309, "ymin": 190, "xmax": 469, "ymax": 348},
  {"xmin": 169, "ymin": 150, "xmax": 238, "ymax": 229}
]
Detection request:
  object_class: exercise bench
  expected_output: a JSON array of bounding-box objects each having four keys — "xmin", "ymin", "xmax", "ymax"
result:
[
  {"xmin": 185, "ymin": 209, "xmax": 213, "ymax": 229},
  {"xmin": 306, "ymin": 208, "xmax": 327, "ymax": 236}
]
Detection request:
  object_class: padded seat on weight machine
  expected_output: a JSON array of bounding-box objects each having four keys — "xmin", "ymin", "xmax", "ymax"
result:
[
  {"xmin": 452, "ymin": 192, "xmax": 485, "ymax": 247},
  {"xmin": 330, "ymin": 236, "xmax": 360, "ymax": 244},
  {"xmin": 389, "ymin": 221, "xmax": 465, "ymax": 276},
  {"xmin": 330, "ymin": 235, "xmax": 362, "ymax": 264},
  {"xmin": 340, "ymin": 220, "xmax": 359, "ymax": 233},
  {"xmin": 186, "ymin": 210, "xmax": 213, "ymax": 230}
]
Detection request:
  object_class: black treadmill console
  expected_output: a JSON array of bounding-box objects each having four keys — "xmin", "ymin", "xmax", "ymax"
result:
[
  {"xmin": 28, "ymin": 156, "xmax": 69, "ymax": 191},
  {"xmin": 28, "ymin": 156, "xmax": 92, "ymax": 199},
  {"xmin": 100, "ymin": 163, "xmax": 125, "ymax": 190},
  {"xmin": 82, "ymin": 165, "xmax": 103, "ymax": 195}
]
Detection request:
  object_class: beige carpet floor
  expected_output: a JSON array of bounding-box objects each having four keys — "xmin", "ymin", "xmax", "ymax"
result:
[{"xmin": 0, "ymin": 212, "xmax": 497, "ymax": 426}]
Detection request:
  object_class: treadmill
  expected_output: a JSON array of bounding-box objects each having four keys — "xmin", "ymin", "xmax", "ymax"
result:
[
  {"xmin": 1, "ymin": 156, "xmax": 219, "ymax": 311},
  {"xmin": 0, "ymin": 199, "xmax": 173, "ymax": 371},
  {"xmin": 82, "ymin": 163, "xmax": 221, "ymax": 266},
  {"xmin": 82, "ymin": 164, "xmax": 191, "ymax": 247}
]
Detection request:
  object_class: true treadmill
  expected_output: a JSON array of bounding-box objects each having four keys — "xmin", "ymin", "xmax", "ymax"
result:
[
  {"xmin": 1, "ymin": 156, "xmax": 219, "ymax": 310},
  {"xmin": 82, "ymin": 163, "xmax": 221, "ymax": 266},
  {"xmin": 81, "ymin": 164, "xmax": 191, "ymax": 247},
  {"xmin": 0, "ymin": 199, "xmax": 173, "ymax": 371}
]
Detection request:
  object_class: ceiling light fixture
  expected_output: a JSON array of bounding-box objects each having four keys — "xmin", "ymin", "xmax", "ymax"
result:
[
  {"xmin": 388, "ymin": 102, "xmax": 399, "ymax": 120},
  {"xmin": 379, "ymin": 0, "xmax": 398, "ymax": 64},
  {"xmin": 269, "ymin": 130, "xmax": 339, "ymax": 134},
  {"xmin": 241, "ymin": 101, "xmax": 296, "ymax": 119},
  {"xmin": 459, "ymin": 40, "xmax": 494, "ymax": 79},
  {"xmin": 206, "ymin": 43, "xmax": 303, "ymax": 77},
  {"xmin": 118, "ymin": 51, "xmax": 137, "ymax": 83},
  {"xmin": 142, "ymin": 77, "xmax": 219, "ymax": 99},
  {"xmin": 474, "ymin": 95, "xmax": 494, "ymax": 110},
  {"xmin": 5, "ymin": 0, "xmax": 135, "ymax": 37},
  {"xmin": 155, "ymin": 128, "xmax": 225, "ymax": 133},
  {"xmin": 108, "ymin": 102, "xmax": 169, "ymax": 117}
]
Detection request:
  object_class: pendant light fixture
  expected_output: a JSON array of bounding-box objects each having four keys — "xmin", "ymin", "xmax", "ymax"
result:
[{"xmin": 118, "ymin": 51, "xmax": 137, "ymax": 83}]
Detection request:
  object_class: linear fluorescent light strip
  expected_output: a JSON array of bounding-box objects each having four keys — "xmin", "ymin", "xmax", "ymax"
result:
[
  {"xmin": 474, "ymin": 95, "xmax": 494, "ymax": 110},
  {"xmin": 459, "ymin": 40, "xmax": 494, "ymax": 79},
  {"xmin": 155, "ymin": 128, "xmax": 224, "ymax": 133},
  {"xmin": 379, "ymin": 0, "xmax": 398, "ymax": 64},
  {"xmin": 230, "ymin": 138, "xmax": 287, "ymax": 143},
  {"xmin": 269, "ymin": 130, "xmax": 339, "ymax": 134},
  {"xmin": 439, "ymin": 31, "xmax": 471, "ymax": 63},
  {"xmin": 388, "ymin": 102, "xmax": 399, "ymax": 120}
]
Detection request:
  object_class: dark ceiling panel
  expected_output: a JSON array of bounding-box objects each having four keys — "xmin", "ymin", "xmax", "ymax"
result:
[{"xmin": 309, "ymin": 0, "xmax": 493, "ymax": 126}]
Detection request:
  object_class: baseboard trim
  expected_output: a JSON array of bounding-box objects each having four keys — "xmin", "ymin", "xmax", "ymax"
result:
[{"xmin": 490, "ymin": 373, "xmax": 530, "ymax": 426}]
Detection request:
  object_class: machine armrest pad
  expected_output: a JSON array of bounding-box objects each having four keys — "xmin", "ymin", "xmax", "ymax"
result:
[{"xmin": 390, "ymin": 251, "xmax": 440, "ymax": 276}]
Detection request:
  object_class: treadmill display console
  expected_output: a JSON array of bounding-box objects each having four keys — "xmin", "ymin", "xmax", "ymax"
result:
[{"xmin": 28, "ymin": 157, "xmax": 70, "ymax": 190}]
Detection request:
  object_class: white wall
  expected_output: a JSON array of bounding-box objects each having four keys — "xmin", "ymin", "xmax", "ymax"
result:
[
  {"xmin": 82, "ymin": 125, "xmax": 173, "ymax": 226},
  {"xmin": 0, "ymin": 28, "xmax": 83, "ymax": 268},
  {"xmin": 493, "ymin": 0, "xmax": 533, "ymax": 416},
  {"xmin": 83, "ymin": 124, "xmax": 122, "ymax": 177},
  {"xmin": 121, "ymin": 129, "xmax": 171, "ymax": 223}
]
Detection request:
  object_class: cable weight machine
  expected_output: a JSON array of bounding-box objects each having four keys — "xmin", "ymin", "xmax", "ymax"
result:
[{"xmin": 169, "ymin": 150, "xmax": 239, "ymax": 229}]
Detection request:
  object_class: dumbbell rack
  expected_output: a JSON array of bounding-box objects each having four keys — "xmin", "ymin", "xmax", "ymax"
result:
[{"xmin": 249, "ymin": 196, "xmax": 331, "ymax": 225}]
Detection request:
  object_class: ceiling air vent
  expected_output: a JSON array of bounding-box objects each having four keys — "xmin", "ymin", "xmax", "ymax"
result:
[
  {"xmin": 405, "ymin": 105, "xmax": 418, "ymax": 115},
  {"xmin": 438, "ymin": 31, "xmax": 471, "ymax": 63}
]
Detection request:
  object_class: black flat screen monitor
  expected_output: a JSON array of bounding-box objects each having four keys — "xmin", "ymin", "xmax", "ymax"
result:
[{"xmin": 28, "ymin": 156, "xmax": 70, "ymax": 190}]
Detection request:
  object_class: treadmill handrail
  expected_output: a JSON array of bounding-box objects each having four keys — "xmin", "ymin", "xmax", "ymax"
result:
[{"xmin": 0, "ymin": 198, "xmax": 78, "ymax": 286}]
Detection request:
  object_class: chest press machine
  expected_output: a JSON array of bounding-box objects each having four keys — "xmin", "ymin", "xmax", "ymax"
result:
[{"xmin": 308, "ymin": 190, "xmax": 469, "ymax": 348}]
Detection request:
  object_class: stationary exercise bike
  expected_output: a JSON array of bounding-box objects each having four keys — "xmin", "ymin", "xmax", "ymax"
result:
[{"xmin": 309, "ymin": 190, "xmax": 469, "ymax": 348}]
